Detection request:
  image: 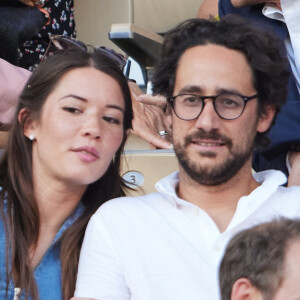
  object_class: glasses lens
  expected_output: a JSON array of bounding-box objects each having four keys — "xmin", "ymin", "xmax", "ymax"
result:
[
  {"xmin": 174, "ymin": 94, "xmax": 203, "ymax": 120},
  {"xmin": 215, "ymin": 94, "xmax": 245, "ymax": 119}
]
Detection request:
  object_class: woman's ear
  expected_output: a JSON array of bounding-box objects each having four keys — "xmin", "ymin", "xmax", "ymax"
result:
[{"xmin": 18, "ymin": 108, "xmax": 37, "ymax": 140}]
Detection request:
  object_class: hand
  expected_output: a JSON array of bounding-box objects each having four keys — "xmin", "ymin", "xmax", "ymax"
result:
[
  {"xmin": 231, "ymin": 0, "xmax": 281, "ymax": 9},
  {"xmin": 0, "ymin": 59, "xmax": 31, "ymax": 126},
  {"xmin": 128, "ymin": 81, "xmax": 173, "ymax": 149},
  {"xmin": 287, "ymin": 152, "xmax": 300, "ymax": 186},
  {"xmin": 197, "ymin": 0, "xmax": 219, "ymax": 19}
]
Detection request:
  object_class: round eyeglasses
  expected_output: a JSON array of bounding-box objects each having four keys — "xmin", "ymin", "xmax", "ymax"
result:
[{"xmin": 167, "ymin": 93, "xmax": 258, "ymax": 121}]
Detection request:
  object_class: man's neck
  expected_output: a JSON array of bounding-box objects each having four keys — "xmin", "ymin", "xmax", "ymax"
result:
[{"xmin": 177, "ymin": 162, "xmax": 260, "ymax": 232}]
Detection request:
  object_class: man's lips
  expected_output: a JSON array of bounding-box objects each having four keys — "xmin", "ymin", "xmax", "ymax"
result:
[
  {"xmin": 184, "ymin": 130, "xmax": 232, "ymax": 149},
  {"xmin": 192, "ymin": 139, "xmax": 225, "ymax": 147}
]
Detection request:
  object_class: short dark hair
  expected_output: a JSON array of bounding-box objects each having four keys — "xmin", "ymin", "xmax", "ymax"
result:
[
  {"xmin": 152, "ymin": 15, "xmax": 290, "ymax": 148},
  {"xmin": 219, "ymin": 218, "xmax": 300, "ymax": 300}
]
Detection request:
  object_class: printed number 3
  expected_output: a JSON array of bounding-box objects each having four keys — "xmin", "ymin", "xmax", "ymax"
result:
[{"xmin": 130, "ymin": 175, "xmax": 136, "ymax": 183}]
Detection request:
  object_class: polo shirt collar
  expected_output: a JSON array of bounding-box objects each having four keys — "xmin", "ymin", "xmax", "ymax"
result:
[{"xmin": 155, "ymin": 170, "xmax": 287, "ymax": 211}]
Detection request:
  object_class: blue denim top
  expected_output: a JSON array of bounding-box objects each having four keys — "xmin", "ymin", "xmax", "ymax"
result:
[{"xmin": 0, "ymin": 202, "xmax": 85, "ymax": 300}]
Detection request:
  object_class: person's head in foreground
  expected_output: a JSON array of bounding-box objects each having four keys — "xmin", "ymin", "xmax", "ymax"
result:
[
  {"xmin": 0, "ymin": 48, "xmax": 132, "ymax": 300},
  {"xmin": 219, "ymin": 218, "xmax": 300, "ymax": 300},
  {"xmin": 153, "ymin": 15, "xmax": 289, "ymax": 187}
]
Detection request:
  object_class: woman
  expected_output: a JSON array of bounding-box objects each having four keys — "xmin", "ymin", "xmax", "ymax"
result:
[{"xmin": 0, "ymin": 48, "xmax": 133, "ymax": 300}]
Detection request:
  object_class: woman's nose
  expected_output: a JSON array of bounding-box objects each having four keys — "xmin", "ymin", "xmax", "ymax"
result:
[{"xmin": 82, "ymin": 116, "xmax": 101, "ymax": 139}]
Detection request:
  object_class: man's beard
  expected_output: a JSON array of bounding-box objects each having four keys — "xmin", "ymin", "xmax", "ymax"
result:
[{"xmin": 174, "ymin": 129, "xmax": 255, "ymax": 186}]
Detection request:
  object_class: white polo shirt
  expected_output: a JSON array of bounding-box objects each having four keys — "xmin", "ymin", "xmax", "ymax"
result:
[{"xmin": 75, "ymin": 170, "xmax": 300, "ymax": 300}]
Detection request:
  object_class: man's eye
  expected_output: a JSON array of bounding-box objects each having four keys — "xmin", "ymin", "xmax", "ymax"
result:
[
  {"xmin": 218, "ymin": 97, "xmax": 240, "ymax": 108},
  {"xmin": 223, "ymin": 99, "xmax": 237, "ymax": 106},
  {"xmin": 63, "ymin": 107, "xmax": 82, "ymax": 114},
  {"xmin": 103, "ymin": 116, "xmax": 121, "ymax": 124},
  {"xmin": 182, "ymin": 96, "xmax": 200, "ymax": 105}
]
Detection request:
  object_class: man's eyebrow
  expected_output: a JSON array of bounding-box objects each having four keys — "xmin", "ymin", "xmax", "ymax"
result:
[
  {"xmin": 215, "ymin": 88, "xmax": 249, "ymax": 96},
  {"xmin": 178, "ymin": 86, "xmax": 245, "ymax": 96},
  {"xmin": 178, "ymin": 85, "xmax": 203, "ymax": 94},
  {"xmin": 60, "ymin": 95, "xmax": 124, "ymax": 112}
]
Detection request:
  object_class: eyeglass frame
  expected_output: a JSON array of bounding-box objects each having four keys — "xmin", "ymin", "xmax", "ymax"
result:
[{"xmin": 167, "ymin": 93, "xmax": 258, "ymax": 121}]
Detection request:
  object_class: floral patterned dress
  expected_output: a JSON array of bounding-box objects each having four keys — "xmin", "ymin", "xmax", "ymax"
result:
[{"xmin": 18, "ymin": 0, "xmax": 76, "ymax": 71}]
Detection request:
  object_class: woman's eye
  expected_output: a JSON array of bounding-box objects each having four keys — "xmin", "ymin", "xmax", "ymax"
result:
[
  {"xmin": 103, "ymin": 116, "xmax": 121, "ymax": 124},
  {"xmin": 63, "ymin": 107, "xmax": 82, "ymax": 114}
]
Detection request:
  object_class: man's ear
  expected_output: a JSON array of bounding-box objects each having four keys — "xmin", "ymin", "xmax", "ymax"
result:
[
  {"xmin": 18, "ymin": 108, "xmax": 37, "ymax": 139},
  {"xmin": 231, "ymin": 278, "xmax": 262, "ymax": 300},
  {"xmin": 257, "ymin": 105, "xmax": 275, "ymax": 133}
]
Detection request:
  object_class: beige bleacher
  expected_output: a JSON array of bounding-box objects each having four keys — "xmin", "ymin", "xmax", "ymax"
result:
[
  {"xmin": 74, "ymin": 0, "xmax": 202, "ymax": 195},
  {"xmin": 74, "ymin": 0, "xmax": 202, "ymax": 49}
]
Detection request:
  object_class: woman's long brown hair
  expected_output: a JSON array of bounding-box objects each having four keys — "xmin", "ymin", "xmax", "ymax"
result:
[{"xmin": 0, "ymin": 50, "xmax": 133, "ymax": 300}]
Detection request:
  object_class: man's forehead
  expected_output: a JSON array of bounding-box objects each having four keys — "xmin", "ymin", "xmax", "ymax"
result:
[
  {"xmin": 174, "ymin": 44, "xmax": 254, "ymax": 95},
  {"xmin": 177, "ymin": 44, "xmax": 248, "ymax": 67}
]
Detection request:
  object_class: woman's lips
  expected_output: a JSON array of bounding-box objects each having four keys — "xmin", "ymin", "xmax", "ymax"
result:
[{"xmin": 72, "ymin": 146, "xmax": 99, "ymax": 162}]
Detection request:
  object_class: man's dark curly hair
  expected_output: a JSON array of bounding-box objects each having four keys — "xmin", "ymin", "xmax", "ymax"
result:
[{"xmin": 152, "ymin": 15, "xmax": 290, "ymax": 149}]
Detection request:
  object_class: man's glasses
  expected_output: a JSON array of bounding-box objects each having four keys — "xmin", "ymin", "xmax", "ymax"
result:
[
  {"xmin": 167, "ymin": 93, "xmax": 258, "ymax": 121},
  {"xmin": 41, "ymin": 35, "xmax": 127, "ymax": 71}
]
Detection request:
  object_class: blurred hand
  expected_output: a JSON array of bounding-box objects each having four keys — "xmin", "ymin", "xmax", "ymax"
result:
[
  {"xmin": 0, "ymin": 58, "xmax": 31, "ymax": 127},
  {"xmin": 197, "ymin": 0, "xmax": 219, "ymax": 19},
  {"xmin": 230, "ymin": 0, "xmax": 281, "ymax": 9},
  {"xmin": 128, "ymin": 81, "xmax": 172, "ymax": 149},
  {"xmin": 287, "ymin": 151, "xmax": 300, "ymax": 186}
]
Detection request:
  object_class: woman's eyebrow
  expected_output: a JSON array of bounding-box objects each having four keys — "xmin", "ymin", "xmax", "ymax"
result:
[
  {"xmin": 59, "ymin": 95, "xmax": 87, "ymax": 102},
  {"xmin": 106, "ymin": 105, "xmax": 124, "ymax": 113},
  {"xmin": 60, "ymin": 95, "xmax": 124, "ymax": 112}
]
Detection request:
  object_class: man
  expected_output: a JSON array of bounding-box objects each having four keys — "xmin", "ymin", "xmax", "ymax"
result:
[
  {"xmin": 73, "ymin": 17, "xmax": 300, "ymax": 300},
  {"xmin": 219, "ymin": 218, "xmax": 300, "ymax": 300},
  {"xmin": 219, "ymin": 0, "xmax": 300, "ymax": 182}
]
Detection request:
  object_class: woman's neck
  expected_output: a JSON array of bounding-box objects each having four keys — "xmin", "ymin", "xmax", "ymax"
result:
[
  {"xmin": 29, "ymin": 173, "xmax": 86, "ymax": 268},
  {"xmin": 33, "ymin": 171, "xmax": 86, "ymax": 231}
]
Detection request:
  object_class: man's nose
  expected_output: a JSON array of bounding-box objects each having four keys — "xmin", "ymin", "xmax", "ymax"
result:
[{"xmin": 195, "ymin": 99, "xmax": 221, "ymax": 131}]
